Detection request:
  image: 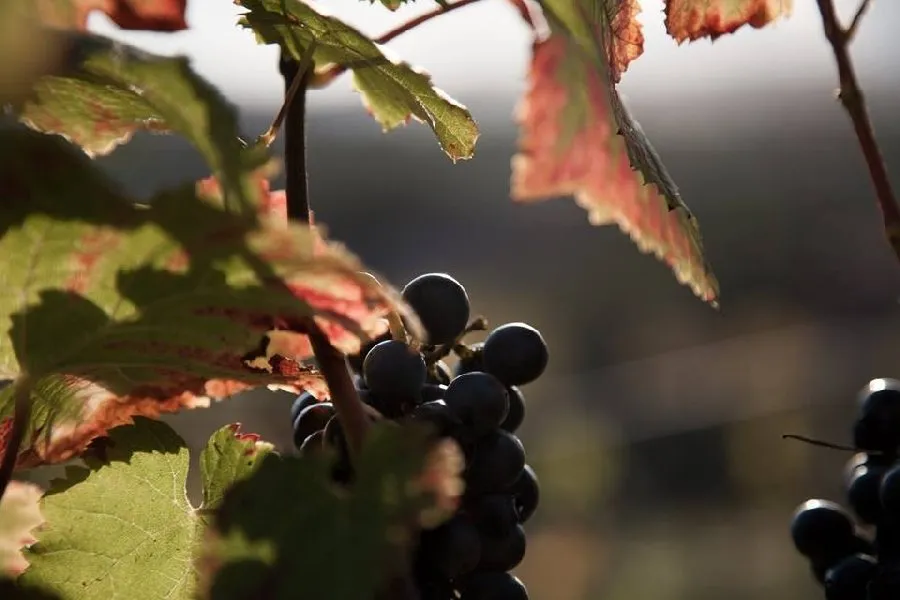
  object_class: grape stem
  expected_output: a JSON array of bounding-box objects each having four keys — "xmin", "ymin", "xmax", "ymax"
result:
[
  {"xmin": 781, "ymin": 433, "xmax": 876, "ymax": 454},
  {"xmin": 279, "ymin": 51, "xmax": 370, "ymax": 457},
  {"xmin": 814, "ymin": 0, "xmax": 900, "ymax": 264},
  {"xmin": 312, "ymin": 0, "xmax": 483, "ymax": 87},
  {"xmin": 0, "ymin": 378, "xmax": 32, "ymax": 502},
  {"xmin": 423, "ymin": 316, "xmax": 488, "ymax": 364}
]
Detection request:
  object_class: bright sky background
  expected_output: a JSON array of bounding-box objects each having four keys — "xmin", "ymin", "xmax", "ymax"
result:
[{"xmin": 87, "ymin": 0, "xmax": 898, "ymax": 117}]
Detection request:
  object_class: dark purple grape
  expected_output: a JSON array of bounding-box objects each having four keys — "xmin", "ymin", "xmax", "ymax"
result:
[
  {"xmin": 482, "ymin": 323, "xmax": 548, "ymax": 386},
  {"xmin": 298, "ymin": 430, "xmax": 325, "ymax": 456},
  {"xmin": 853, "ymin": 378, "xmax": 900, "ymax": 453},
  {"xmin": 444, "ymin": 372, "xmax": 509, "ymax": 438},
  {"xmin": 882, "ymin": 464, "xmax": 900, "ymax": 518},
  {"xmin": 466, "ymin": 431, "xmax": 526, "ymax": 495},
  {"xmin": 790, "ymin": 500, "xmax": 856, "ymax": 560},
  {"xmin": 422, "ymin": 384, "xmax": 447, "ymax": 404},
  {"xmin": 459, "ymin": 572, "xmax": 528, "ymax": 600},
  {"xmin": 476, "ymin": 524, "xmax": 526, "ymax": 572},
  {"xmin": 823, "ymin": 553, "xmax": 877, "ymax": 600},
  {"xmin": 293, "ymin": 402, "xmax": 334, "ymax": 449},
  {"xmin": 418, "ymin": 515, "xmax": 481, "ymax": 580},
  {"xmin": 290, "ymin": 391, "xmax": 317, "ymax": 424},
  {"xmin": 363, "ymin": 340, "xmax": 427, "ymax": 398},
  {"xmin": 402, "ymin": 273, "xmax": 470, "ymax": 345},
  {"xmin": 508, "ymin": 464, "xmax": 539, "ymax": 523},
  {"xmin": 846, "ymin": 454, "xmax": 889, "ymax": 524},
  {"xmin": 500, "ymin": 386, "xmax": 525, "ymax": 433},
  {"xmin": 347, "ymin": 331, "xmax": 391, "ymax": 373},
  {"xmin": 470, "ymin": 494, "xmax": 519, "ymax": 536}
]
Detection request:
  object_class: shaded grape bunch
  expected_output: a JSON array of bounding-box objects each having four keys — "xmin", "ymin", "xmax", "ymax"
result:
[
  {"xmin": 288, "ymin": 272, "xmax": 546, "ymax": 599},
  {"xmin": 790, "ymin": 378, "xmax": 900, "ymax": 600}
]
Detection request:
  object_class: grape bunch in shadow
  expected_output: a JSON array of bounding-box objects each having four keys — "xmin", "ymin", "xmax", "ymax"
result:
[
  {"xmin": 291, "ymin": 272, "xmax": 546, "ymax": 599},
  {"xmin": 791, "ymin": 378, "xmax": 900, "ymax": 600}
]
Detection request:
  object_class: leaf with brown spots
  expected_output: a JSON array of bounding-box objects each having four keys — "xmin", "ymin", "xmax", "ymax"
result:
[
  {"xmin": 31, "ymin": 0, "xmax": 188, "ymax": 32},
  {"xmin": 236, "ymin": 0, "xmax": 479, "ymax": 161},
  {"xmin": 0, "ymin": 129, "xmax": 417, "ymax": 469},
  {"xmin": 20, "ymin": 418, "xmax": 272, "ymax": 599},
  {"xmin": 510, "ymin": 0, "xmax": 719, "ymax": 305},
  {"xmin": 8, "ymin": 29, "xmax": 261, "ymax": 212},
  {"xmin": 665, "ymin": 0, "xmax": 792, "ymax": 43}
]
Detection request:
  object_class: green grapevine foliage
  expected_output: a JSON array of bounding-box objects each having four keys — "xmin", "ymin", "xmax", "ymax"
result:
[{"xmin": 3, "ymin": 0, "xmax": 887, "ymax": 597}]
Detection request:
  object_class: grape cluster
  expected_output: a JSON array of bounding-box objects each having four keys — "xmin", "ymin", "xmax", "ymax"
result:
[
  {"xmin": 791, "ymin": 378, "xmax": 900, "ymax": 600},
  {"xmin": 291, "ymin": 272, "xmax": 545, "ymax": 599}
]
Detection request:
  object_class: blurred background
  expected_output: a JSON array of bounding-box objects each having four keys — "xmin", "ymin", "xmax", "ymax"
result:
[{"xmin": 45, "ymin": 0, "xmax": 900, "ymax": 598}]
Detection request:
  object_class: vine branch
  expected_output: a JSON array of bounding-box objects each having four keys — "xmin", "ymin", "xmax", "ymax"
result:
[
  {"xmin": 0, "ymin": 379, "xmax": 32, "ymax": 501},
  {"xmin": 279, "ymin": 50, "xmax": 369, "ymax": 457},
  {"xmin": 814, "ymin": 0, "xmax": 900, "ymax": 263},
  {"xmin": 312, "ymin": 0, "xmax": 482, "ymax": 87}
]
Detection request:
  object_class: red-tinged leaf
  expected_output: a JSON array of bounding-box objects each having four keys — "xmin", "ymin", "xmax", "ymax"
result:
[
  {"xmin": 0, "ymin": 481, "xmax": 44, "ymax": 577},
  {"xmin": 34, "ymin": 0, "xmax": 188, "ymax": 32},
  {"xmin": 510, "ymin": 21, "xmax": 718, "ymax": 304},
  {"xmin": 665, "ymin": 0, "xmax": 793, "ymax": 43},
  {"xmin": 0, "ymin": 130, "xmax": 418, "ymax": 469}
]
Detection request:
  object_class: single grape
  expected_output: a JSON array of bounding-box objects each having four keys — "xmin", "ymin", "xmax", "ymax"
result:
[
  {"xmin": 500, "ymin": 386, "xmax": 525, "ymax": 433},
  {"xmin": 444, "ymin": 372, "xmax": 509, "ymax": 438},
  {"xmin": 507, "ymin": 464, "xmax": 539, "ymax": 523},
  {"xmin": 411, "ymin": 401, "xmax": 462, "ymax": 437},
  {"xmin": 846, "ymin": 454, "xmax": 889, "ymax": 524},
  {"xmin": 324, "ymin": 416, "xmax": 354, "ymax": 484},
  {"xmin": 853, "ymin": 378, "xmax": 900, "ymax": 453},
  {"xmin": 428, "ymin": 360, "xmax": 452, "ymax": 386},
  {"xmin": 466, "ymin": 431, "xmax": 526, "ymax": 495},
  {"xmin": 476, "ymin": 523, "xmax": 527, "ymax": 572},
  {"xmin": 790, "ymin": 499, "xmax": 856, "ymax": 559},
  {"xmin": 867, "ymin": 563, "xmax": 900, "ymax": 600},
  {"xmin": 418, "ymin": 515, "xmax": 482, "ymax": 580},
  {"xmin": 876, "ymin": 518, "xmax": 900, "ymax": 559},
  {"xmin": 422, "ymin": 384, "xmax": 448, "ymax": 404},
  {"xmin": 417, "ymin": 577, "xmax": 457, "ymax": 600},
  {"xmin": 293, "ymin": 402, "xmax": 335, "ymax": 449},
  {"xmin": 347, "ymin": 331, "xmax": 391, "ymax": 373},
  {"xmin": 363, "ymin": 340, "xmax": 427, "ymax": 398},
  {"xmin": 459, "ymin": 572, "xmax": 529, "ymax": 600},
  {"xmin": 454, "ymin": 343, "xmax": 484, "ymax": 377},
  {"xmin": 482, "ymin": 323, "xmax": 548, "ymax": 386},
  {"xmin": 470, "ymin": 494, "xmax": 519, "ymax": 536},
  {"xmin": 402, "ymin": 273, "xmax": 471, "ymax": 345},
  {"xmin": 290, "ymin": 391, "xmax": 317, "ymax": 424},
  {"xmin": 881, "ymin": 464, "xmax": 900, "ymax": 518},
  {"xmin": 823, "ymin": 553, "xmax": 878, "ymax": 600},
  {"xmin": 298, "ymin": 430, "xmax": 325, "ymax": 456}
]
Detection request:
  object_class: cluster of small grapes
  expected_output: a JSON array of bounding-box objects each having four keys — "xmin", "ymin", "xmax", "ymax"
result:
[
  {"xmin": 790, "ymin": 378, "xmax": 900, "ymax": 600},
  {"xmin": 290, "ymin": 272, "xmax": 544, "ymax": 600}
]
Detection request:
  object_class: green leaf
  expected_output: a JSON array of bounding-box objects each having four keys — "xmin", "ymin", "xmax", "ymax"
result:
[
  {"xmin": 199, "ymin": 422, "xmax": 433, "ymax": 600},
  {"xmin": 511, "ymin": 1, "xmax": 719, "ymax": 305},
  {"xmin": 236, "ymin": 0, "xmax": 479, "ymax": 161},
  {"xmin": 0, "ymin": 129, "xmax": 412, "ymax": 468},
  {"xmin": 21, "ymin": 418, "xmax": 272, "ymax": 599},
  {"xmin": 200, "ymin": 425, "xmax": 274, "ymax": 510},
  {"xmin": 9, "ymin": 29, "xmax": 260, "ymax": 212}
]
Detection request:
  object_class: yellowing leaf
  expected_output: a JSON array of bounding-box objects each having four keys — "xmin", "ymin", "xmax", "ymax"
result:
[
  {"xmin": 511, "ymin": 19, "xmax": 719, "ymax": 305},
  {"xmin": 0, "ymin": 482, "xmax": 45, "ymax": 577},
  {"xmin": 236, "ymin": 0, "xmax": 479, "ymax": 161},
  {"xmin": 32, "ymin": 0, "xmax": 188, "ymax": 32},
  {"xmin": 0, "ymin": 130, "xmax": 415, "ymax": 468},
  {"xmin": 21, "ymin": 419, "xmax": 272, "ymax": 599},
  {"xmin": 665, "ymin": 0, "xmax": 792, "ymax": 43}
]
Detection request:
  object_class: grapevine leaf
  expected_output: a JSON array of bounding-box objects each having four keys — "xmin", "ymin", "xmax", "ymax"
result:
[
  {"xmin": 665, "ymin": 0, "xmax": 793, "ymax": 43},
  {"xmin": 29, "ymin": 0, "xmax": 188, "ymax": 32},
  {"xmin": 236, "ymin": 0, "xmax": 479, "ymax": 161},
  {"xmin": 9, "ymin": 29, "xmax": 260, "ymax": 212},
  {"xmin": 198, "ymin": 423, "xmax": 435, "ymax": 600},
  {"xmin": 511, "ymin": 3, "xmax": 719, "ymax": 305},
  {"xmin": 0, "ymin": 130, "xmax": 414, "ymax": 468},
  {"xmin": 20, "ymin": 418, "xmax": 271, "ymax": 600},
  {"xmin": 0, "ymin": 481, "xmax": 45, "ymax": 577}
]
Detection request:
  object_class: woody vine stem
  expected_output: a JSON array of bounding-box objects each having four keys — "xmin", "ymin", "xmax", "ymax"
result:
[{"xmin": 814, "ymin": 0, "xmax": 900, "ymax": 263}]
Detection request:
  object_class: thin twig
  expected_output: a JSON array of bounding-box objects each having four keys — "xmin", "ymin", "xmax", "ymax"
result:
[
  {"xmin": 0, "ymin": 379, "xmax": 31, "ymax": 501},
  {"xmin": 845, "ymin": 0, "xmax": 873, "ymax": 42},
  {"xmin": 280, "ymin": 48, "xmax": 370, "ymax": 458},
  {"xmin": 814, "ymin": 0, "xmax": 900, "ymax": 264},
  {"xmin": 312, "ymin": 0, "xmax": 483, "ymax": 87},
  {"xmin": 781, "ymin": 433, "xmax": 870, "ymax": 453},
  {"xmin": 258, "ymin": 40, "xmax": 318, "ymax": 148}
]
